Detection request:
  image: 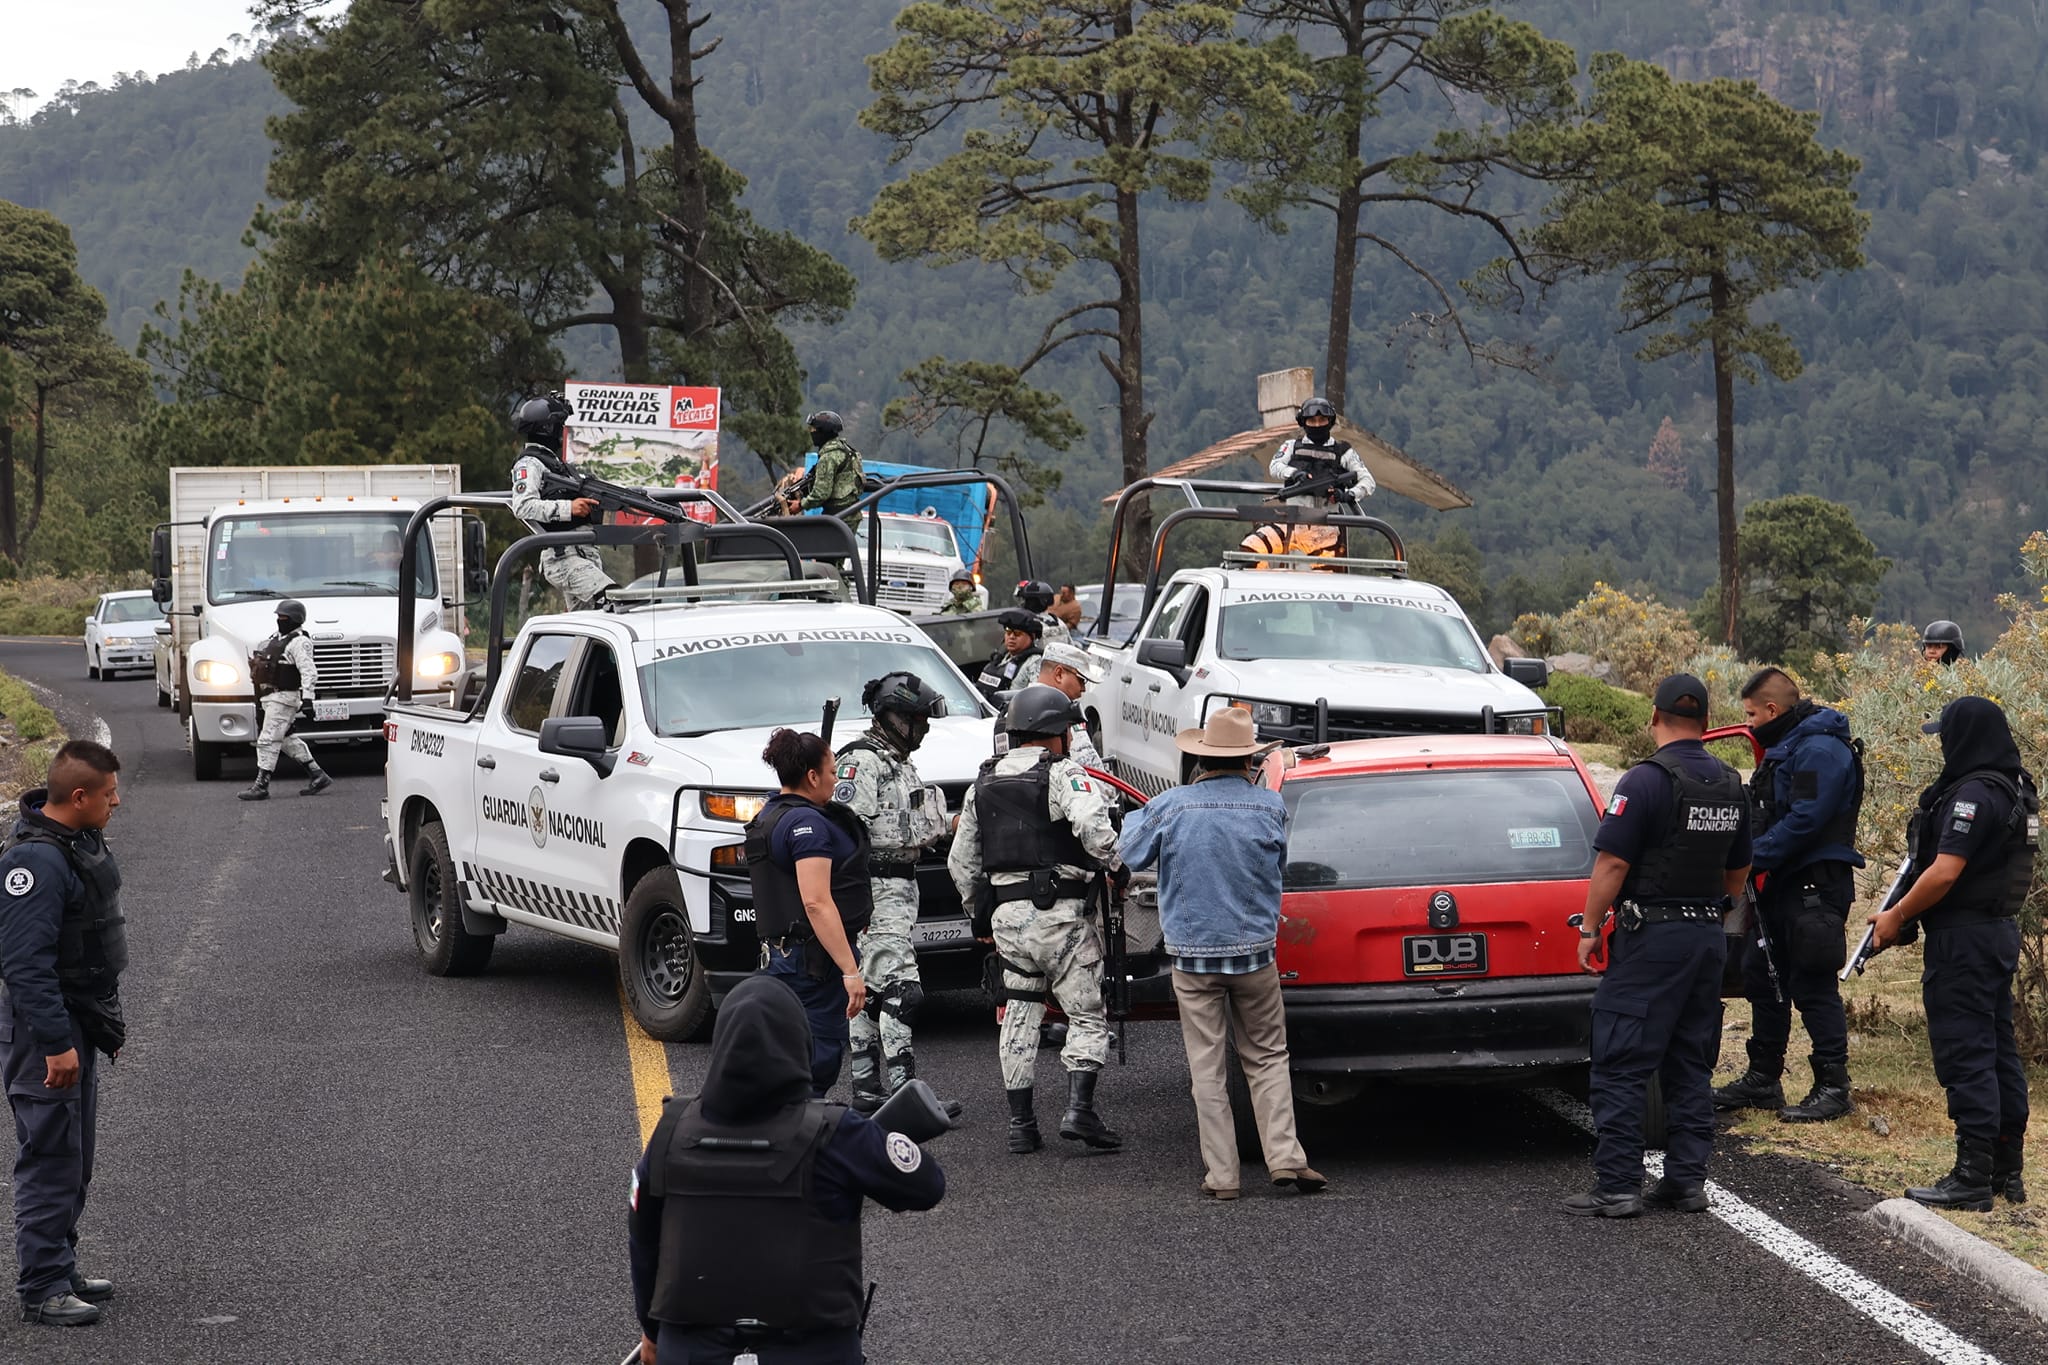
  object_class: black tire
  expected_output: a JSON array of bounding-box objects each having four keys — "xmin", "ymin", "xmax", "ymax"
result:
[
  {"xmin": 618, "ymin": 866, "xmax": 711, "ymax": 1042},
  {"xmin": 409, "ymin": 820, "xmax": 494, "ymax": 976},
  {"xmin": 1643, "ymin": 1073, "xmax": 1669, "ymax": 1150},
  {"xmin": 156, "ymin": 683, "xmax": 171, "ymax": 708},
  {"xmin": 87, "ymin": 650, "xmax": 100, "ymax": 681},
  {"xmin": 189, "ymin": 715, "xmax": 222, "ymax": 781}
]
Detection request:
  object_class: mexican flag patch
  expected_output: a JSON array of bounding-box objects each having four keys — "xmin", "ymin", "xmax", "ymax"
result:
[{"xmin": 837, "ymin": 762, "xmax": 859, "ymax": 780}]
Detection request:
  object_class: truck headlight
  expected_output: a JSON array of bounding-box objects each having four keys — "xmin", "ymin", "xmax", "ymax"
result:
[
  {"xmin": 1500, "ymin": 714, "xmax": 1547, "ymax": 736},
  {"xmin": 702, "ymin": 791, "xmax": 768, "ymax": 823},
  {"xmin": 1231, "ymin": 699, "xmax": 1293, "ymax": 728},
  {"xmin": 194, "ymin": 660, "xmax": 239, "ymax": 685},
  {"xmin": 417, "ymin": 651, "xmax": 462, "ymax": 679}
]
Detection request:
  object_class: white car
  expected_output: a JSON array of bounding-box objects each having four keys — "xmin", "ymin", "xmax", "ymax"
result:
[{"xmin": 84, "ymin": 590, "xmax": 161, "ymax": 681}]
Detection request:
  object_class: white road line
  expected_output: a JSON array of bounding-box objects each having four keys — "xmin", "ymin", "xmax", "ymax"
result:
[{"xmin": 1532, "ymin": 1089, "xmax": 2002, "ymax": 1365}]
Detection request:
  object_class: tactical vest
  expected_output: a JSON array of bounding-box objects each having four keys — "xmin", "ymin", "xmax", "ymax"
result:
[
  {"xmin": 972, "ymin": 753, "xmax": 1092, "ymax": 874},
  {"xmin": 976, "ymin": 645, "xmax": 1040, "ymax": 698},
  {"xmin": 645, "ymin": 1097, "xmax": 863, "ymax": 1331},
  {"xmin": 743, "ymin": 795, "xmax": 873, "ymax": 943},
  {"xmin": 1912, "ymin": 769, "xmax": 2040, "ymax": 925},
  {"xmin": 517, "ymin": 443, "xmax": 582, "ymax": 532},
  {"xmin": 1750, "ymin": 728, "xmax": 1864, "ymax": 853},
  {"xmin": 1287, "ymin": 436, "xmax": 1352, "ymax": 465},
  {"xmin": 1620, "ymin": 750, "xmax": 1747, "ymax": 906},
  {"xmin": 249, "ymin": 631, "xmax": 302, "ymax": 693},
  {"xmin": 2, "ymin": 823, "xmax": 127, "ymax": 998}
]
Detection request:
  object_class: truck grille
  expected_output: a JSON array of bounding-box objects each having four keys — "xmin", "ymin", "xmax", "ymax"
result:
[
  {"xmin": 875, "ymin": 572, "xmax": 937, "ymax": 611},
  {"xmin": 311, "ymin": 642, "xmax": 396, "ymax": 698}
]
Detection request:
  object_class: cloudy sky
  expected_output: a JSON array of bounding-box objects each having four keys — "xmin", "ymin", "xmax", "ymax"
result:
[{"xmin": 2, "ymin": 1, "xmax": 279, "ymax": 113}]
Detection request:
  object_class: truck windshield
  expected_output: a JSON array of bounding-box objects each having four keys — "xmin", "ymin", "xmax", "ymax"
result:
[
  {"xmin": 1282, "ymin": 768, "xmax": 1600, "ymax": 890},
  {"xmin": 1218, "ymin": 598, "xmax": 1487, "ymax": 672},
  {"xmin": 877, "ymin": 519, "xmax": 958, "ymax": 557},
  {"xmin": 208, "ymin": 512, "xmax": 435, "ymax": 603},
  {"xmin": 100, "ymin": 596, "xmax": 159, "ymax": 624},
  {"xmin": 640, "ymin": 638, "xmax": 983, "ymax": 736}
]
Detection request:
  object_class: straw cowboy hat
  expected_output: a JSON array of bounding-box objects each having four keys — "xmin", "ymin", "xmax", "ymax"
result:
[{"xmin": 1175, "ymin": 705, "xmax": 1264, "ymax": 758}]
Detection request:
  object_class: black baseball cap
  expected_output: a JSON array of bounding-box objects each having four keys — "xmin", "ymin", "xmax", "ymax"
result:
[{"xmin": 1652, "ymin": 673, "xmax": 1709, "ymax": 720}]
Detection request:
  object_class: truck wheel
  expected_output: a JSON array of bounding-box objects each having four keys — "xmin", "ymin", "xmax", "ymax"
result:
[
  {"xmin": 156, "ymin": 682, "xmax": 171, "ymax": 708},
  {"xmin": 189, "ymin": 716, "xmax": 222, "ymax": 781},
  {"xmin": 619, "ymin": 867, "xmax": 710, "ymax": 1042},
  {"xmin": 87, "ymin": 650, "xmax": 100, "ymax": 681},
  {"xmin": 409, "ymin": 821, "xmax": 493, "ymax": 976}
]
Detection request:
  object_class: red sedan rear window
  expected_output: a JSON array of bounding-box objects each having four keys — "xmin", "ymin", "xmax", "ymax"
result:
[{"xmin": 1282, "ymin": 768, "xmax": 1600, "ymax": 890}]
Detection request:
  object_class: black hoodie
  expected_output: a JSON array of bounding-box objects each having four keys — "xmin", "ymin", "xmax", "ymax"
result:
[
  {"xmin": 698, "ymin": 975, "xmax": 815, "ymax": 1123},
  {"xmin": 1922, "ymin": 696, "xmax": 2025, "ymax": 805},
  {"xmin": 1916, "ymin": 697, "xmax": 2035, "ymax": 922}
]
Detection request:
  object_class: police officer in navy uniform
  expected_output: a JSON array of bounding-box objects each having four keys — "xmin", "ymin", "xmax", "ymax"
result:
[
  {"xmin": 628, "ymin": 976, "xmax": 946, "ymax": 1364},
  {"xmin": 746, "ymin": 728, "xmax": 872, "ymax": 1097},
  {"xmin": 1566, "ymin": 675, "xmax": 1752, "ymax": 1218},
  {"xmin": 1867, "ymin": 696, "xmax": 2037, "ymax": 1210},
  {"xmin": 0, "ymin": 740, "xmax": 127, "ymax": 1327},
  {"xmin": 1715, "ymin": 667, "xmax": 1864, "ymax": 1122}
]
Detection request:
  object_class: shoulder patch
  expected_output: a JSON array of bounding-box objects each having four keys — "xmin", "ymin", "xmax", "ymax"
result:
[
  {"xmin": 884, "ymin": 1131, "xmax": 923, "ymax": 1173},
  {"xmin": 790, "ymin": 824, "xmax": 815, "ymax": 839},
  {"xmin": 832, "ymin": 781, "xmax": 855, "ymax": 804},
  {"xmin": 1952, "ymin": 800, "xmax": 1978, "ymax": 820},
  {"xmin": 837, "ymin": 761, "xmax": 859, "ymax": 780},
  {"xmin": 1069, "ymin": 777, "xmax": 1094, "ymax": 794},
  {"xmin": 4, "ymin": 867, "xmax": 33, "ymax": 897},
  {"xmin": 1604, "ymin": 794, "xmax": 1628, "ymax": 817}
]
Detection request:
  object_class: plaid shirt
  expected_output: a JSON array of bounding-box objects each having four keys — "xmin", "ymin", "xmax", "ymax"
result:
[{"xmin": 1171, "ymin": 946, "xmax": 1276, "ymax": 976}]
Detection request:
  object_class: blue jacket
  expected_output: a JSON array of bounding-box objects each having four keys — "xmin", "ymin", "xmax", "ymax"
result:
[
  {"xmin": 0, "ymin": 793, "xmax": 103, "ymax": 1053},
  {"xmin": 1119, "ymin": 772, "xmax": 1287, "ymax": 958},
  {"xmin": 1751, "ymin": 704, "xmax": 1865, "ymax": 873}
]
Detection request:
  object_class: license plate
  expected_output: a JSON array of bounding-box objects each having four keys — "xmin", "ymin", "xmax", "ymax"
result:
[
  {"xmin": 1403, "ymin": 932, "xmax": 1488, "ymax": 977},
  {"xmin": 313, "ymin": 700, "xmax": 350, "ymax": 721},
  {"xmin": 910, "ymin": 918, "xmax": 971, "ymax": 947}
]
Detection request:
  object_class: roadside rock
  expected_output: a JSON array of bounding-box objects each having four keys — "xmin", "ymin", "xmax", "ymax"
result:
[
  {"xmin": 1488, "ymin": 634, "xmax": 1527, "ymax": 669},
  {"xmin": 1548, "ymin": 652, "xmax": 1615, "ymax": 683}
]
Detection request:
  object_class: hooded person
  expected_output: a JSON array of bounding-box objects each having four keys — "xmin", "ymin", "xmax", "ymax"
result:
[
  {"xmin": 1868, "ymin": 696, "xmax": 2038, "ymax": 1212},
  {"xmin": 627, "ymin": 976, "xmax": 947, "ymax": 1365}
]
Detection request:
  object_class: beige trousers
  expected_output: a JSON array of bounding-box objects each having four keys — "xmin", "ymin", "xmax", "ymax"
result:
[{"xmin": 1172, "ymin": 964, "xmax": 1307, "ymax": 1189}]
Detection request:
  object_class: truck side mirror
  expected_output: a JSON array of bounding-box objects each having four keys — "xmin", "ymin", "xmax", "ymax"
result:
[
  {"xmin": 149, "ymin": 525, "xmax": 171, "ymax": 580},
  {"xmin": 151, "ymin": 578, "xmax": 173, "ymax": 605},
  {"xmin": 463, "ymin": 517, "xmax": 489, "ymax": 597},
  {"xmin": 539, "ymin": 715, "xmax": 615, "ymax": 777},
  {"xmin": 1136, "ymin": 638, "xmax": 1187, "ymax": 671},
  {"xmin": 1504, "ymin": 657, "xmax": 1550, "ymax": 688}
]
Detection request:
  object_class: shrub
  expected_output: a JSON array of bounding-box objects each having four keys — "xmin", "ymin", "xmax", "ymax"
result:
[
  {"xmin": 0, "ymin": 573, "xmax": 149, "ymax": 637},
  {"xmin": 1513, "ymin": 583, "xmax": 1703, "ymax": 693},
  {"xmin": 1540, "ymin": 672, "xmax": 1650, "ymax": 749}
]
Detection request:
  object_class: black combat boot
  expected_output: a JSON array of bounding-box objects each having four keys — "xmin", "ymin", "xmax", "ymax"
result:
[
  {"xmin": 1005, "ymin": 1087, "xmax": 1042, "ymax": 1154},
  {"xmin": 67, "ymin": 1273, "xmax": 113, "ymax": 1304},
  {"xmin": 19, "ymin": 1290, "xmax": 100, "ymax": 1326},
  {"xmin": 1993, "ymin": 1131, "xmax": 2027, "ymax": 1205},
  {"xmin": 1059, "ymin": 1068, "xmax": 1122, "ymax": 1151},
  {"xmin": 1712, "ymin": 1043, "xmax": 1785, "ymax": 1112},
  {"xmin": 299, "ymin": 763, "xmax": 333, "ymax": 796},
  {"xmin": 237, "ymin": 770, "xmax": 272, "ymax": 802},
  {"xmin": 1779, "ymin": 1056, "xmax": 1853, "ymax": 1124},
  {"xmin": 849, "ymin": 1045, "xmax": 889, "ymax": 1115},
  {"xmin": 1906, "ymin": 1134, "xmax": 1995, "ymax": 1212},
  {"xmin": 886, "ymin": 1051, "xmax": 964, "ymax": 1122}
]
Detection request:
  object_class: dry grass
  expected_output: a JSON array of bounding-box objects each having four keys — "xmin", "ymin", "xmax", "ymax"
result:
[
  {"xmin": 0, "ymin": 669, "xmax": 64, "ymax": 808},
  {"xmin": 1717, "ymin": 910, "xmax": 2048, "ymax": 1268}
]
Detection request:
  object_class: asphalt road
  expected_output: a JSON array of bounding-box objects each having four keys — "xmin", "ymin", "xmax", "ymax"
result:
[{"xmin": 1, "ymin": 635, "xmax": 2043, "ymax": 1365}]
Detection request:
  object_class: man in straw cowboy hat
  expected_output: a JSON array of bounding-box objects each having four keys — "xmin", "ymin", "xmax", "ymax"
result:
[{"xmin": 1119, "ymin": 706, "xmax": 1327, "ymax": 1200}]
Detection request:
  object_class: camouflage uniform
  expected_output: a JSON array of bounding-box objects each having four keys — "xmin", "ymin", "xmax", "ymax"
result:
[
  {"xmin": 256, "ymin": 634, "xmax": 320, "ymax": 771},
  {"xmin": 511, "ymin": 445, "xmax": 611, "ymax": 611},
  {"xmin": 948, "ymin": 746, "xmax": 1120, "ymax": 1089},
  {"xmin": 802, "ymin": 436, "xmax": 865, "ymax": 523},
  {"xmin": 836, "ymin": 731, "xmax": 949, "ymax": 1097},
  {"xmin": 940, "ymin": 583, "xmax": 984, "ymax": 615}
]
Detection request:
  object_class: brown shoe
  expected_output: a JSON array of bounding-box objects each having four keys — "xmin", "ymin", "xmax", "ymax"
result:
[
  {"xmin": 1201, "ymin": 1183, "xmax": 1240, "ymax": 1201},
  {"xmin": 1272, "ymin": 1167, "xmax": 1328, "ymax": 1193}
]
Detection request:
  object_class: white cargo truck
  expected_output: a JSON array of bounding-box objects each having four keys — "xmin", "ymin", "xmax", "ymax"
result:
[{"xmin": 150, "ymin": 465, "xmax": 480, "ymax": 780}]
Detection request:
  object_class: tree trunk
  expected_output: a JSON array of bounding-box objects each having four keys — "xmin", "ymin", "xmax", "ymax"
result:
[
  {"xmin": 0, "ymin": 417, "xmax": 17, "ymax": 564},
  {"xmin": 1112, "ymin": 183, "xmax": 1151, "ymax": 583},
  {"xmin": 665, "ymin": 0, "xmax": 713, "ymax": 337},
  {"xmin": 23, "ymin": 383, "xmax": 49, "ymax": 558},
  {"xmin": 1325, "ymin": 182, "xmax": 1361, "ymax": 415},
  {"xmin": 1710, "ymin": 272, "xmax": 1740, "ymax": 652},
  {"xmin": 612, "ymin": 276, "xmax": 652, "ymax": 384}
]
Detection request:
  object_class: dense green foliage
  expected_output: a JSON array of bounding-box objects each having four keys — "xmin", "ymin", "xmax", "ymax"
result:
[
  {"xmin": 0, "ymin": 0, "xmax": 2040, "ymax": 637},
  {"xmin": 1538, "ymin": 670, "xmax": 1651, "ymax": 748}
]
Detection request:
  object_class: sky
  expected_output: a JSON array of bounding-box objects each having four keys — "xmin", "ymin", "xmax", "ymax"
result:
[{"xmin": 0, "ymin": 1, "xmax": 281, "ymax": 115}]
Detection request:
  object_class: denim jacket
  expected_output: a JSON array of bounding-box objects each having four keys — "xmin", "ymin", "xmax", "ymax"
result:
[{"xmin": 1119, "ymin": 772, "xmax": 1287, "ymax": 960}]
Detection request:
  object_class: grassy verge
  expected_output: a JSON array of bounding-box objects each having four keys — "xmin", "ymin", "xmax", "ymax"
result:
[
  {"xmin": 1717, "ymin": 910, "xmax": 2048, "ymax": 1269},
  {"xmin": 0, "ymin": 668, "xmax": 64, "ymax": 805},
  {"xmin": 0, "ymin": 573, "xmax": 149, "ymax": 636}
]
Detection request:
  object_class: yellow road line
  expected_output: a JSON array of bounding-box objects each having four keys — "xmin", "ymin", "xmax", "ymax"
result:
[{"xmin": 618, "ymin": 987, "xmax": 675, "ymax": 1146}]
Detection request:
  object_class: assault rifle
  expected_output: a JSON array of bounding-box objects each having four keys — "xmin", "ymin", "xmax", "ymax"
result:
[
  {"xmin": 1842, "ymin": 854, "xmax": 1919, "ymax": 979},
  {"xmin": 533, "ymin": 462, "xmax": 697, "ymax": 526},
  {"xmin": 1099, "ymin": 868, "xmax": 1130, "ymax": 1065}
]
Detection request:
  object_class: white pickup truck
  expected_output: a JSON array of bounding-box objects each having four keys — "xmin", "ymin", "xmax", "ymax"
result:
[
  {"xmin": 381, "ymin": 591, "xmax": 1000, "ymax": 1040},
  {"xmin": 1083, "ymin": 479, "xmax": 1552, "ymax": 795}
]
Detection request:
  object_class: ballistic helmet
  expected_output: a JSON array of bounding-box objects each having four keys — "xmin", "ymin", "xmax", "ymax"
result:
[
  {"xmin": 1016, "ymin": 579, "xmax": 1056, "ymax": 612},
  {"xmin": 1921, "ymin": 620, "xmax": 1964, "ymax": 650},
  {"xmin": 806, "ymin": 410, "xmax": 844, "ymax": 441},
  {"xmin": 1296, "ymin": 397, "xmax": 1337, "ymax": 433},
  {"xmin": 276, "ymin": 599, "xmax": 308, "ymax": 633},
  {"xmin": 862, "ymin": 671, "xmax": 949, "ymax": 720},
  {"xmin": 1005, "ymin": 684, "xmax": 1083, "ymax": 739},
  {"xmin": 514, "ymin": 393, "xmax": 574, "ymax": 443}
]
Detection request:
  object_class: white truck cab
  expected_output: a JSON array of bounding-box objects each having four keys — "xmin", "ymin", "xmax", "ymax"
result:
[
  {"xmin": 868, "ymin": 511, "xmax": 970, "ymax": 614},
  {"xmin": 1082, "ymin": 477, "xmax": 1551, "ymax": 795}
]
